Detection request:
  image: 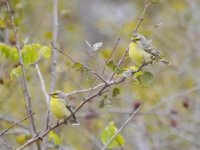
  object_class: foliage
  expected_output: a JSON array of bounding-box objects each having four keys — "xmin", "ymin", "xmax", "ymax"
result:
[{"xmin": 101, "ymin": 121, "xmax": 124, "ymax": 149}]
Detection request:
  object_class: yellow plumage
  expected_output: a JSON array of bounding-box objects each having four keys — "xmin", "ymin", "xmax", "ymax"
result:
[
  {"xmin": 50, "ymin": 91, "xmax": 80, "ymax": 125},
  {"xmin": 129, "ymin": 41, "xmax": 152, "ymax": 66},
  {"xmin": 50, "ymin": 94, "xmax": 70, "ymax": 119}
]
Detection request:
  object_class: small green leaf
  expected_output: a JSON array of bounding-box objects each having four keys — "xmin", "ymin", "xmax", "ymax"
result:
[
  {"xmin": 0, "ymin": 19, "xmax": 6, "ymax": 29},
  {"xmin": 16, "ymin": 134, "xmax": 31, "ymax": 145},
  {"xmin": 48, "ymin": 131, "xmax": 62, "ymax": 145},
  {"xmin": 73, "ymin": 62, "xmax": 84, "ymax": 71},
  {"xmin": 106, "ymin": 61, "xmax": 123, "ymax": 74},
  {"xmin": 137, "ymin": 71, "xmax": 154, "ymax": 87},
  {"xmin": 101, "ymin": 121, "xmax": 125, "ymax": 149},
  {"xmin": 116, "ymin": 134, "xmax": 125, "ymax": 146},
  {"xmin": 10, "ymin": 47, "xmax": 19, "ymax": 62},
  {"xmin": 107, "ymin": 61, "xmax": 116, "ymax": 70},
  {"xmin": 10, "ymin": 66, "xmax": 22, "ymax": 79},
  {"xmin": 0, "ymin": 43, "xmax": 11, "ymax": 58},
  {"xmin": 21, "ymin": 45, "xmax": 39, "ymax": 66},
  {"xmin": 112, "ymin": 87, "xmax": 120, "ymax": 97},
  {"xmin": 142, "ymin": 71, "xmax": 153, "ymax": 82},
  {"xmin": 0, "ymin": 43, "xmax": 19, "ymax": 62},
  {"xmin": 39, "ymin": 46, "xmax": 51, "ymax": 58}
]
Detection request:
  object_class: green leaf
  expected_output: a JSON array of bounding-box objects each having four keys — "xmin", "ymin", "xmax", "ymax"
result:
[
  {"xmin": 106, "ymin": 61, "xmax": 123, "ymax": 74},
  {"xmin": 101, "ymin": 121, "xmax": 125, "ymax": 149},
  {"xmin": 10, "ymin": 47, "xmax": 19, "ymax": 62},
  {"xmin": 48, "ymin": 131, "xmax": 62, "ymax": 145},
  {"xmin": 107, "ymin": 61, "xmax": 115, "ymax": 69},
  {"xmin": 39, "ymin": 46, "xmax": 51, "ymax": 58},
  {"xmin": 137, "ymin": 71, "xmax": 154, "ymax": 87},
  {"xmin": 10, "ymin": 66, "xmax": 22, "ymax": 79},
  {"xmin": 142, "ymin": 71, "xmax": 153, "ymax": 82},
  {"xmin": 0, "ymin": 43, "xmax": 19, "ymax": 62},
  {"xmin": 21, "ymin": 45, "xmax": 39, "ymax": 66},
  {"xmin": 73, "ymin": 62, "xmax": 84, "ymax": 71},
  {"xmin": 16, "ymin": 134, "xmax": 31, "ymax": 145},
  {"xmin": 0, "ymin": 43, "xmax": 11, "ymax": 58},
  {"xmin": 0, "ymin": 19, "xmax": 6, "ymax": 29},
  {"xmin": 112, "ymin": 87, "xmax": 120, "ymax": 97}
]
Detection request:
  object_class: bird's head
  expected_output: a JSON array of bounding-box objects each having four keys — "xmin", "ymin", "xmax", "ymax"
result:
[
  {"xmin": 50, "ymin": 91, "xmax": 65, "ymax": 99},
  {"xmin": 132, "ymin": 33, "xmax": 146, "ymax": 43}
]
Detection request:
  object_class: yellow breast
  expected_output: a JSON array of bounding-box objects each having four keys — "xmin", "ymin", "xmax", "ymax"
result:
[
  {"xmin": 129, "ymin": 42, "xmax": 152, "ymax": 65},
  {"xmin": 50, "ymin": 97, "xmax": 70, "ymax": 119},
  {"xmin": 129, "ymin": 42, "xmax": 143, "ymax": 65}
]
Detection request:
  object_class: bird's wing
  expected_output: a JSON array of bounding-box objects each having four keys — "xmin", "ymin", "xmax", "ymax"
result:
[
  {"xmin": 65, "ymin": 105, "xmax": 80, "ymax": 125},
  {"xmin": 58, "ymin": 98, "xmax": 67, "ymax": 106}
]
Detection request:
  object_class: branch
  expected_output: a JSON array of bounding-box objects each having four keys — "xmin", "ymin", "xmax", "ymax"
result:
[
  {"xmin": 101, "ymin": 106, "xmax": 141, "ymax": 150},
  {"xmin": 65, "ymin": 83, "xmax": 105, "ymax": 97},
  {"xmin": 50, "ymin": 0, "xmax": 58, "ymax": 93},
  {"xmin": 2, "ymin": 0, "xmax": 40, "ymax": 147},
  {"xmin": 3, "ymin": 1, "xmax": 41, "ymax": 149},
  {"xmin": 0, "ymin": 113, "xmax": 34, "ymax": 136},
  {"xmin": 35, "ymin": 64, "xmax": 49, "ymax": 104},
  {"xmin": 46, "ymin": 0, "xmax": 59, "ymax": 131}
]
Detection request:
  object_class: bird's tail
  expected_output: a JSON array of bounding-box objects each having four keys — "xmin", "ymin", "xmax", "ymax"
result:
[{"xmin": 66, "ymin": 105, "xmax": 80, "ymax": 126}]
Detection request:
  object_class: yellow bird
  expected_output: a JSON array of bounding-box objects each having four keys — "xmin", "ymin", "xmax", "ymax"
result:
[
  {"xmin": 129, "ymin": 33, "xmax": 168, "ymax": 66},
  {"xmin": 50, "ymin": 91, "xmax": 79, "ymax": 125}
]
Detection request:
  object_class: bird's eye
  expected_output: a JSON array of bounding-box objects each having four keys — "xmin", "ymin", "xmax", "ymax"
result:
[
  {"xmin": 133, "ymin": 37, "xmax": 140, "ymax": 41},
  {"xmin": 135, "ymin": 38, "xmax": 140, "ymax": 41}
]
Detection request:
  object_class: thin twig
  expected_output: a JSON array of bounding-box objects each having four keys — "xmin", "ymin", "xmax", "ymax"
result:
[
  {"xmin": 0, "ymin": 139, "xmax": 15, "ymax": 150},
  {"xmin": 55, "ymin": 47, "xmax": 108, "ymax": 84},
  {"xmin": 0, "ymin": 115, "xmax": 28, "ymax": 129},
  {"xmin": 133, "ymin": 0, "xmax": 151, "ymax": 34},
  {"xmin": 35, "ymin": 64, "xmax": 49, "ymax": 104},
  {"xmin": 65, "ymin": 83, "xmax": 105, "ymax": 97},
  {"xmin": 101, "ymin": 106, "xmax": 141, "ymax": 150},
  {"xmin": 0, "ymin": 113, "xmax": 34, "ymax": 136}
]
